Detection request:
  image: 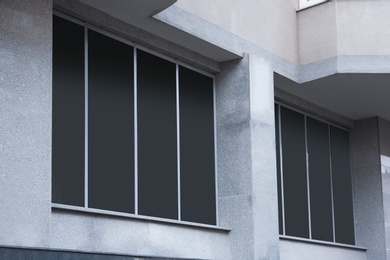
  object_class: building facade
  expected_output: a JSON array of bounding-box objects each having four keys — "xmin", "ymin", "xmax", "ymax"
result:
[{"xmin": 1, "ymin": 0, "xmax": 390, "ymax": 259}]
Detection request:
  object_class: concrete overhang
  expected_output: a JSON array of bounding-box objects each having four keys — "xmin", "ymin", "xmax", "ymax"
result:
[
  {"xmin": 78, "ymin": 0, "xmax": 242, "ymax": 62},
  {"xmin": 275, "ymin": 73, "xmax": 390, "ymax": 123}
]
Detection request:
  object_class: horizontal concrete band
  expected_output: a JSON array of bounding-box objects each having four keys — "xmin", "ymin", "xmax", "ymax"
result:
[{"xmin": 0, "ymin": 246, "xmax": 206, "ymax": 260}]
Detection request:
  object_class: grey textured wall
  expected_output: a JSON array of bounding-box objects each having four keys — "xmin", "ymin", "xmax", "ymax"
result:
[
  {"xmin": 378, "ymin": 118, "xmax": 390, "ymax": 260},
  {"xmin": 279, "ymin": 239, "xmax": 366, "ymax": 260},
  {"xmin": 175, "ymin": 0, "xmax": 299, "ymax": 64},
  {"xmin": 351, "ymin": 118, "xmax": 387, "ymax": 260},
  {"xmin": 0, "ymin": 0, "xmax": 52, "ymax": 248},
  {"xmin": 216, "ymin": 54, "xmax": 280, "ymax": 259}
]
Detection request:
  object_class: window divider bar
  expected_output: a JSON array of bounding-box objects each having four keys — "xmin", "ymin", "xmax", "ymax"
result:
[
  {"xmin": 213, "ymin": 75, "xmax": 219, "ymax": 226},
  {"xmin": 329, "ymin": 125, "xmax": 336, "ymax": 243},
  {"xmin": 278, "ymin": 104, "xmax": 286, "ymax": 235},
  {"xmin": 84, "ymin": 27, "xmax": 89, "ymax": 209},
  {"xmin": 349, "ymin": 132, "xmax": 357, "ymax": 245},
  {"xmin": 304, "ymin": 115, "xmax": 312, "ymax": 239},
  {"xmin": 134, "ymin": 46, "xmax": 138, "ymax": 215},
  {"xmin": 176, "ymin": 63, "xmax": 181, "ymax": 221}
]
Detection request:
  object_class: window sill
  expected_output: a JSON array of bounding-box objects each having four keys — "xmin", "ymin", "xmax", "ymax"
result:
[
  {"xmin": 52, "ymin": 203, "xmax": 230, "ymax": 233},
  {"xmin": 279, "ymin": 235, "xmax": 367, "ymax": 251}
]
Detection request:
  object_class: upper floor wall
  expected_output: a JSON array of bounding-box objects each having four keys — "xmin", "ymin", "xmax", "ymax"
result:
[
  {"xmin": 175, "ymin": 0, "xmax": 390, "ymax": 80},
  {"xmin": 298, "ymin": 0, "xmax": 390, "ymax": 65},
  {"xmin": 175, "ymin": 0, "xmax": 299, "ymax": 65}
]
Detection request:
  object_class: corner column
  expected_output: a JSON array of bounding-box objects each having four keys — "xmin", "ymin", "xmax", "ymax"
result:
[
  {"xmin": 378, "ymin": 118, "xmax": 390, "ymax": 260},
  {"xmin": 216, "ymin": 54, "xmax": 280, "ymax": 259},
  {"xmin": 351, "ymin": 117, "xmax": 386, "ymax": 260}
]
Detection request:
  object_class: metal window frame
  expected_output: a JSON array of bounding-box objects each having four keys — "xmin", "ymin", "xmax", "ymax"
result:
[
  {"xmin": 52, "ymin": 11, "xmax": 219, "ymax": 226},
  {"xmin": 275, "ymin": 101, "xmax": 356, "ymax": 246}
]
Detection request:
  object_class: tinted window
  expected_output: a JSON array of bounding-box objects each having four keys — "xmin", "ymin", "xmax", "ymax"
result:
[
  {"xmin": 307, "ymin": 117, "xmax": 333, "ymax": 242},
  {"xmin": 179, "ymin": 66, "xmax": 216, "ymax": 225},
  {"xmin": 137, "ymin": 50, "xmax": 178, "ymax": 220},
  {"xmin": 52, "ymin": 16, "xmax": 85, "ymax": 207},
  {"xmin": 281, "ymin": 107, "xmax": 309, "ymax": 238}
]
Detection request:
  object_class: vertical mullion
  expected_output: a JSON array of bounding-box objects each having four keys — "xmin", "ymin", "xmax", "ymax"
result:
[
  {"xmin": 304, "ymin": 115, "xmax": 312, "ymax": 239},
  {"xmin": 176, "ymin": 63, "xmax": 181, "ymax": 221},
  {"xmin": 349, "ymin": 133, "xmax": 357, "ymax": 245},
  {"xmin": 84, "ymin": 27, "xmax": 89, "ymax": 209},
  {"xmin": 329, "ymin": 124, "xmax": 336, "ymax": 242},
  {"xmin": 278, "ymin": 104, "xmax": 286, "ymax": 235},
  {"xmin": 134, "ymin": 46, "xmax": 138, "ymax": 215},
  {"xmin": 213, "ymin": 75, "xmax": 218, "ymax": 226}
]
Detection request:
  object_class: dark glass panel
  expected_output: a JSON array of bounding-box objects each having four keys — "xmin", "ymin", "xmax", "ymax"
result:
[
  {"xmin": 307, "ymin": 117, "xmax": 333, "ymax": 242},
  {"xmin": 275, "ymin": 104, "xmax": 283, "ymax": 234},
  {"xmin": 88, "ymin": 30, "xmax": 134, "ymax": 213},
  {"xmin": 179, "ymin": 66, "xmax": 216, "ymax": 225},
  {"xmin": 331, "ymin": 127, "xmax": 355, "ymax": 245},
  {"xmin": 281, "ymin": 107, "xmax": 309, "ymax": 238},
  {"xmin": 137, "ymin": 50, "xmax": 178, "ymax": 219},
  {"xmin": 52, "ymin": 16, "xmax": 85, "ymax": 206}
]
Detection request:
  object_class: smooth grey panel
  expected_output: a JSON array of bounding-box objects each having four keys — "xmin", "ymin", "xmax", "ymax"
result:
[
  {"xmin": 307, "ymin": 117, "xmax": 333, "ymax": 242},
  {"xmin": 275, "ymin": 104, "xmax": 283, "ymax": 235},
  {"xmin": 331, "ymin": 126, "xmax": 355, "ymax": 245},
  {"xmin": 52, "ymin": 16, "xmax": 85, "ymax": 207},
  {"xmin": 137, "ymin": 50, "xmax": 178, "ymax": 220},
  {"xmin": 179, "ymin": 66, "xmax": 216, "ymax": 225},
  {"xmin": 281, "ymin": 107, "xmax": 309, "ymax": 238},
  {"xmin": 88, "ymin": 30, "xmax": 134, "ymax": 214}
]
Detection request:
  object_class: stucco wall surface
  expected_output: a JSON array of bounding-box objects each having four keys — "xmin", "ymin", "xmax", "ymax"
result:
[
  {"xmin": 378, "ymin": 118, "xmax": 390, "ymax": 260},
  {"xmin": 0, "ymin": 0, "xmax": 53, "ymax": 248},
  {"xmin": 174, "ymin": 0, "xmax": 299, "ymax": 65},
  {"xmin": 297, "ymin": 0, "xmax": 390, "ymax": 66},
  {"xmin": 279, "ymin": 240, "xmax": 367, "ymax": 260}
]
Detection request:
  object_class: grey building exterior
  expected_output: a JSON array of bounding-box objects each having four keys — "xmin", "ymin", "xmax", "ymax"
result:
[{"xmin": 1, "ymin": 0, "xmax": 390, "ymax": 259}]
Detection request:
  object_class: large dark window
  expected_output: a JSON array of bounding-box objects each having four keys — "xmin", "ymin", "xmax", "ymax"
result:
[
  {"xmin": 275, "ymin": 104, "xmax": 355, "ymax": 245},
  {"xmin": 52, "ymin": 15, "xmax": 216, "ymax": 225}
]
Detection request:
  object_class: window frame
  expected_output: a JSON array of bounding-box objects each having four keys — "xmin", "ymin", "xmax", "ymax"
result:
[
  {"xmin": 52, "ymin": 11, "xmax": 219, "ymax": 227},
  {"xmin": 275, "ymin": 101, "xmax": 356, "ymax": 246}
]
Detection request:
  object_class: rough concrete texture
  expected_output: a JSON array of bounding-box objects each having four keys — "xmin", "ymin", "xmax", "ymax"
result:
[
  {"xmin": 297, "ymin": 0, "xmax": 337, "ymax": 65},
  {"xmin": 175, "ymin": 0, "xmax": 299, "ymax": 65},
  {"xmin": 49, "ymin": 210, "xmax": 230, "ymax": 259},
  {"xmin": 216, "ymin": 54, "xmax": 280, "ymax": 259},
  {"xmin": 351, "ymin": 118, "xmax": 387, "ymax": 260},
  {"xmin": 0, "ymin": 0, "xmax": 52, "ymax": 248},
  {"xmin": 279, "ymin": 240, "xmax": 366, "ymax": 260},
  {"xmin": 378, "ymin": 118, "xmax": 390, "ymax": 260},
  {"xmin": 336, "ymin": 1, "xmax": 390, "ymax": 56}
]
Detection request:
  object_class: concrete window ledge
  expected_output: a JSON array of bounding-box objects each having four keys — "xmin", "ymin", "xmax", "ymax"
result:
[
  {"xmin": 52, "ymin": 203, "xmax": 231, "ymax": 232},
  {"xmin": 279, "ymin": 235, "xmax": 367, "ymax": 251}
]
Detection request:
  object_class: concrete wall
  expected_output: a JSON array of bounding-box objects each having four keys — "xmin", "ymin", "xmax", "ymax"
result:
[
  {"xmin": 279, "ymin": 240, "xmax": 366, "ymax": 260},
  {"xmin": 297, "ymin": 1, "xmax": 337, "ymax": 65},
  {"xmin": 351, "ymin": 118, "xmax": 387, "ymax": 260},
  {"xmin": 378, "ymin": 118, "xmax": 390, "ymax": 259},
  {"xmin": 336, "ymin": 0, "xmax": 390, "ymax": 56},
  {"xmin": 175, "ymin": 0, "xmax": 299, "ymax": 64},
  {"xmin": 297, "ymin": 0, "xmax": 390, "ymax": 66},
  {"xmin": 216, "ymin": 54, "xmax": 279, "ymax": 259},
  {"xmin": 0, "ymin": 0, "xmax": 52, "ymax": 248}
]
